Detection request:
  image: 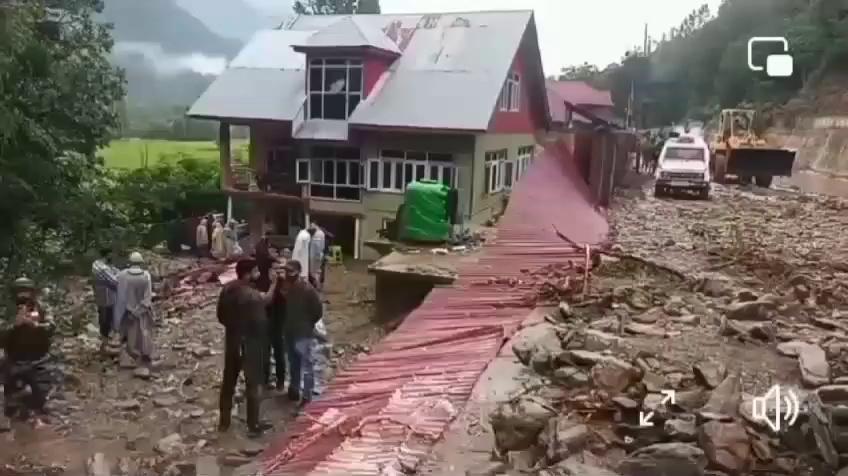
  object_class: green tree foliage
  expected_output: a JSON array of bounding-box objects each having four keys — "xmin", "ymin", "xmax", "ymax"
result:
[
  {"xmin": 556, "ymin": 62, "xmax": 601, "ymax": 81},
  {"xmin": 601, "ymin": 0, "xmax": 848, "ymax": 127},
  {"xmin": 0, "ymin": 0, "xmax": 126, "ymax": 278},
  {"xmin": 293, "ymin": 0, "xmax": 381, "ymax": 15}
]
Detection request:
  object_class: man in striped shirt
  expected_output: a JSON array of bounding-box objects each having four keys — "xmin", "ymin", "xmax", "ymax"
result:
[{"xmin": 91, "ymin": 248, "xmax": 119, "ymax": 353}]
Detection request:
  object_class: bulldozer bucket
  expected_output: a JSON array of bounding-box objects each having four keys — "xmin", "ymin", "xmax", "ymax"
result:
[{"xmin": 726, "ymin": 147, "xmax": 796, "ymax": 178}]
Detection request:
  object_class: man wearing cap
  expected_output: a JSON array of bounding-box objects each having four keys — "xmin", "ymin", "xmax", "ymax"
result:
[
  {"xmin": 0, "ymin": 277, "xmax": 55, "ymax": 423},
  {"xmin": 280, "ymin": 260, "xmax": 323, "ymax": 404},
  {"xmin": 114, "ymin": 252, "xmax": 155, "ymax": 376},
  {"xmin": 91, "ymin": 248, "xmax": 119, "ymax": 354},
  {"xmin": 217, "ymin": 258, "xmax": 278, "ymax": 437}
]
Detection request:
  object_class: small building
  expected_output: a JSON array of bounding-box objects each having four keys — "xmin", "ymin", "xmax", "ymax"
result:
[
  {"xmin": 188, "ymin": 10, "xmax": 550, "ymax": 260},
  {"xmin": 546, "ymin": 80, "xmax": 617, "ymax": 130}
]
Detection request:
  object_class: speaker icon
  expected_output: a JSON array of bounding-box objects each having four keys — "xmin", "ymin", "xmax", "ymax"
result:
[{"xmin": 752, "ymin": 384, "xmax": 800, "ymax": 432}]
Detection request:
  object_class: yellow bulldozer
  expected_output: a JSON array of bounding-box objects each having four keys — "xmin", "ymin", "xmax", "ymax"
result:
[{"xmin": 709, "ymin": 109, "xmax": 796, "ymax": 188}]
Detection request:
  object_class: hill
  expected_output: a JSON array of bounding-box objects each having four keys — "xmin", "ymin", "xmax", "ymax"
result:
[{"xmin": 176, "ymin": 0, "xmax": 270, "ymax": 41}]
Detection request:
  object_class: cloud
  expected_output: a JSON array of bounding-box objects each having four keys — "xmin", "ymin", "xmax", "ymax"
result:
[{"xmin": 114, "ymin": 42, "xmax": 228, "ymax": 76}]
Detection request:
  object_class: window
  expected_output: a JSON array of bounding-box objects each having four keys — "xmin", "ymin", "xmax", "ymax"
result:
[
  {"xmin": 366, "ymin": 150, "xmax": 458, "ymax": 193},
  {"xmin": 515, "ymin": 145, "xmax": 535, "ymax": 181},
  {"xmin": 498, "ymin": 72, "xmax": 520, "ymax": 112},
  {"xmin": 308, "ymin": 59, "xmax": 363, "ymax": 120},
  {"xmin": 295, "ymin": 147, "xmax": 363, "ymax": 201},
  {"xmin": 664, "ymin": 147, "xmax": 705, "ymax": 161},
  {"xmin": 484, "ymin": 149, "xmax": 507, "ymax": 194}
]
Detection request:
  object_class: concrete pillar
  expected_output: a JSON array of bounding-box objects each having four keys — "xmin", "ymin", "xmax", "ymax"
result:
[
  {"xmin": 354, "ymin": 217, "xmax": 361, "ymax": 260},
  {"xmin": 219, "ymin": 122, "xmax": 233, "ymax": 189}
]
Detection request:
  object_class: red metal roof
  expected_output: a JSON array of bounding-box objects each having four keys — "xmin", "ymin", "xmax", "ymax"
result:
[
  {"xmin": 546, "ymin": 79, "xmax": 614, "ymax": 124},
  {"xmin": 258, "ymin": 143, "xmax": 609, "ymax": 475}
]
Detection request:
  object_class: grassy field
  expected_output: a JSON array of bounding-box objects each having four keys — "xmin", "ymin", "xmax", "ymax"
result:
[{"xmin": 100, "ymin": 139, "xmax": 249, "ymax": 169}]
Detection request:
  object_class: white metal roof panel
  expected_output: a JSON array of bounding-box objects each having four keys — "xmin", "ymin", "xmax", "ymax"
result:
[
  {"xmin": 188, "ymin": 68, "xmax": 304, "ymax": 121},
  {"xmin": 293, "ymin": 119, "xmax": 350, "ymax": 141},
  {"xmin": 230, "ymin": 29, "xmax": 314, "ymax": 69},
  {"xmin": 295, "ymin": 16, "xmax": 400, "ymax": 54}
]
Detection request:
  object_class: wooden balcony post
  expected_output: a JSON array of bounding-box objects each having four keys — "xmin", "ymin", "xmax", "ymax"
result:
[{"xmin": 219, "ymin": 122, "xmax": 233, "ymax": 189}]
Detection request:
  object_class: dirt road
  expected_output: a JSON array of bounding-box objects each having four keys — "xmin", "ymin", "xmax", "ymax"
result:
[
  {"xmin": 0, "ymin": 259, "xmax": 385, "ymax": 476},
  {"xmin": 424, "ymin": 176, "xmax": 848, "ymax": 475}
]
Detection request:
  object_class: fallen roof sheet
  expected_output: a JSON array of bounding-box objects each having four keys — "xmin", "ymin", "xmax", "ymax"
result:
[{"xmin": 257, "ymin": 142, "xmax": 609, "ymax": 475}]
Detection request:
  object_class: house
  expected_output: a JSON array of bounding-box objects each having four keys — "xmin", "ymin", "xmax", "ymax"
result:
[
  {"xmin": 546, "ymin": 80, "xmax": 617, "ymax": 130},
  {"xmin": 187, "ymin": 10, "xmax": 550, "ymax": 260}
]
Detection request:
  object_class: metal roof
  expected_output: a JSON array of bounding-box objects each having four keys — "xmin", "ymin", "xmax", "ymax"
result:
[
  {"xmin": 189, "ymin": 10, "xmax": 540, "ymax": 131},
  {"xmin": 292, "ymin": 119, "xmax": 350, "ymax": 141},
  {"xmin": 293, "ymin": 16, "xmax": 401, "ymax": 54}
]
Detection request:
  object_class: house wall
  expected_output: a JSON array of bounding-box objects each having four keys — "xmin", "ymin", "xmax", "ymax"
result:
[
  {"xmin": 364, "ymin": 56, "xmax": 394, "ymax": 98},
  {"xmin": 471, "ymin": 133, "xmax": 538, "ymax": 223},
  {"xmin": 488, "ymin": 31, "xmax": 548, "ymax": 134}
]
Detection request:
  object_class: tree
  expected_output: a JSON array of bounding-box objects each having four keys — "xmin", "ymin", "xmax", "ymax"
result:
[
  {"xmin": 0, "ymin": 0, "xmax": 125, "ymax": 279},
  {"xmin": 293, "ymin": 0, "xmax": 381, "ymax": 15},
  {"xmin": 557, "ymin": 62, "xmax": 601, "ymax": 81}
]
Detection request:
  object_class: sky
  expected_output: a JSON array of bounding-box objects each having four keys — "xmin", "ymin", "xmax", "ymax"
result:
[{"xmin": 246, "ymin": 0, "xmax": 722, "ymax": 77}]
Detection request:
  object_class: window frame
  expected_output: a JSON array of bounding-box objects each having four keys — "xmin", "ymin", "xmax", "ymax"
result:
[
  {"xmin": 484, "ymin": 149, "xmax": 507, "ymax": 194},
  {"xmin": 365, "ymin": 150, "xmax": 458, "ymax": 193},
  {"xmin": 307, "ymin": 58, "xmax": 364, "ymax": 120},
  {"xmin": 295, "ymin": 148, "xmax": 364, "ymax": 202},
  {"xmin": 499, "ymin": 72, "xmax": 521, "ymax": 112}
]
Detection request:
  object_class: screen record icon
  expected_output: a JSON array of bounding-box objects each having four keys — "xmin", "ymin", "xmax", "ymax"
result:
[
  {"xmin": 748, "ymin": 37, "xmax": 794, "ymax": 78},
  {"xmin": 752, "ymin": 384, "xmax": 800, "ymax": 432}
]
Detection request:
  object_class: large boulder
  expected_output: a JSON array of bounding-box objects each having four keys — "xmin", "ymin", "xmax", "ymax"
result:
[
  {"xmin": 539, "ymin": 459, "xmax": 623, "ymax": 476},
  {"xmin": 490, "ymin": 395, "xmax": 557, "ymax": 452},
  {"xmin": 698, "ymin": 421, "xmax": 752, "ymax": 474},
  {"xmin": 538, "ymin": 416, "xmax": 590, "ymax": 464},
  {"xmin": 617, "ymin": 443, "xmax": 707, "ymax": 476}
]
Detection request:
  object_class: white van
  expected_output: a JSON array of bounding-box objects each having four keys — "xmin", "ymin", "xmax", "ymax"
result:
[{"xmin": 654, "ymin": 135, "xmax": 711, "ymax": 199}]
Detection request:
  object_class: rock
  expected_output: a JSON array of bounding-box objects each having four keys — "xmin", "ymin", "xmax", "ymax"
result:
[
  {"xmin": 155, "ymin": 433, "xmax": 184, "ymax": 456},
  {"xmin": 700, "ymin": 375, "xmax": 741, "ymax": 416},
  {"xmin": 817, "ymin": 385, "xmax": 848, "ymax": 404},
  {"xmin": 564, "ymin": 350, "xmax": 611, "ymax": 367},
  {"xmin": 663, "ymin": 296, "xmax": 687, "ymax": 317},
  {"xmin": 507, "ymin": 449, "xmax": 539, "ymax": 472},
  {"xmin": 153, "ymin": 395, "xmax": 179, "ymax": 408},
  {"xmin": 540, "ymin": 459, "xmax": 623, "ymax": 476},
  {"xmin": 798, "ymin": 344, "xmax": 830, "ymax": 387},
  {"xmin": 119, "ymin": 353, "xmax": 135, "ymax": 369},
  {"xmin": 665, "ymin": 416, "xmax": 697, "ymax": 442},
  {"xmin": 133, "ymin": 366, "xmax": 152, "ymax": 380},
  {"xmin": 777, "ymin": 340, "xmax": 809, "ymax": 357},
  {"xmin": 642, "ymin": 393, "xmax": 666, "ymax": 412},
  {"xmin": 240, "ymin": 442, "xmax": 264, "ymax": 457},
  {"xmin": 591, "ymin": 359, "xmax": 641, "ymax": 394},
  {"xmin": 115, "ymin": 457, "xmax": 138, "ymax": 476},
  {"xmin": 617, "ymin": 442, "xmax": 707, "ymax": 476},
  {"xmin": 583, "ymin": 330, "xmax": 623, "ymax": 351},
  {"xmin": 672, "ymin": 314, "xmax": 700, "ymax": 326},
  {"xmin": 694, "ymin": 274, "xmax": 732, "ymax": 298},
  {"xmin": 673, "ymin": 389, "xmax": 708, "ymax": 412},
  {"xmin": 86, "ymin": 453, "xmax": 111, "ymax": 476},
  {"xmin": 539, "ymin": 416, "xmax": 590, "ymax": 464},
  {"xmin": 719, "ymin": 318, "xmax": 776, "ymax": 342},
  {"xmin": 490, "ymin": 395, "xmax": 557, "ymax": 451},
  {"xmin": 698, "ymin": 421, "xmax": 751, "ymax": 474},
  {"xmin": 633, "ymin": 308, "xmax": 662, "ymax": 324},
  {"xmin": 220, "ymin": 453, "xmax": 252, "ymax": 467},
  {"xmin": 558, "ymin": 301, "xmax": 574, "ymax": 320},
  {"xmin": 191, "ymin": 346, "xmax": 212, "ymax": 358},
  {"xmin": 513, "ymin": 327, "xmax": 561, "ymax": 368},
  {"xmin": 693, "ymin": 362, "xmax": 727, "ymax": 389},
  {"xmin": 725, "ymin": 300, "xmax": 772, "ymax": 321},
  {"xmin": 465, "ymin": 462, "xmax": 509, "ymax": 476},
  {"xmin": 114, "ymin": 399, "xmax": 142, "ymax": 411},
  {"xmin": 612, "ymin": 396, "xmax": 640, "ymax": 410},
  {"xmin": 625, "ymin": 323, "xmax": 667, "ymax": 337},
  {"xmin": 553, "ymin": 366, "xmax": 590, "ymax": 387},
  {"xmin": 0, "ymin": 415, "xmax": 10, "ymax": 433}
]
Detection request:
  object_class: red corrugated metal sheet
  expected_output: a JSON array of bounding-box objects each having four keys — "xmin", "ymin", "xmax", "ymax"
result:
[{"xmin": 258, "ymin": 143, "xmax": 609, "ymax": 476}]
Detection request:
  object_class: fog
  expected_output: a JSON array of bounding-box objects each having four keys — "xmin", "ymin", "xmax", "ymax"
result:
[{"xmin": 113, "ymin": 42, "xmax": 227, "ymax": 76}]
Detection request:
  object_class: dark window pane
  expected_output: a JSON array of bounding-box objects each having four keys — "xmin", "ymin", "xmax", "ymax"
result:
[
  {"xmin": 505, "ymin": 162, "xmax": 514, "ymax": 187},
  {"xmin": 349, "ymin": 67, "xmax": 363, "ymax": 92},
  {"xmin": 309, "ymin": 58, "xmax": 323, "ymax": 66},
  {"xmin": 484, "ymin": 167, "xmax": 491, "ymax": 192},
  {"xmin": 324, "ymin": 94, "xmax": 346, "ymax": 120},
  {"xmin": 324, "ymin": 68, "xmax": 346, "ymax": 92},
  {"xmin": 382, "ymin": 149, "xmax": 404, "ymax": 159},
  {"xmin": 311, "ymin": 160, "xmax": 323, "ymax": 182},
  {"xmin": 429, "ymin": 152, "xmax": 452, "ymax": 162},
  {"xmin": 393, "ymin": 162, "xmax": 402, "ymax": 189},
  {"xmin": 310, "ymin": 185, "xmax": 334, "ymax": 198},
  {"xmin": 429, "ymin": 165, "xmax": 439, "ymax": 180},
  {"xmin": 382, "ymin": 162, "xmax": 392, "ymax": 189},
  {"xmin": 297, "ymin": 160, "xmax": 309, "ymax": 182},
  {"xmin": 369, "ymin": 161, "xmax": 379, "ymax": 188},
  {"xmin": 404, "ymin": 163, "xmax": 413, "ymax": 186},
  {"xmin": 326, "ymin": 59, "xmax": 345, "ymax": 66},
  {"xmin": 415, "ymin": 164, "xmax": 425, "ymax": 181},
  {"xmin": 347, "ymin": 59, "xmax": 363, "ymax": 67},
  {"xmin": 336, "ymin": 187, "xmax": 360, "ymax": 201},
  {"xmin": 350, "ymin": 162, "xmax": 361, "ymax": 185},
  {"xmin": 313, "ymin": 146, "xmax": 333, "ymax": 158},
  {"xmin": 309, "ymin": 66, "xmax": 323, "ymax": 92},
  {"xmin": 336, "ymin": 161, "xmax": 348, "ymax": 185},
  {"xmin": 443, "ymin": 168, "xmax": 453, "ymax": 186},
  {"xmin": 347, "ymin": 94, "xmax": 361, "ymax": 116},
  {"xmin": 407, "ymin": 151, "xmax": 426, "ymax": 161},
  {"xmin": 323, "ymin": 160, "xmax": 335, "ymax": 184},
  {"xmin": 309, "ymin": 93, "xmax": 323, "ymax": 119}
]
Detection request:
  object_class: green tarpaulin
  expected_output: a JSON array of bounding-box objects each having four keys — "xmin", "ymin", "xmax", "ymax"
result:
[{"xmin": 399, "ymin": 180, "xmax": 451, "ymax": 242}]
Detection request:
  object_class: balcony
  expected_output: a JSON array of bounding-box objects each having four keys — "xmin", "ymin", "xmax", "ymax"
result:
[{"xmin": 230, "ymin": 165, "xmax": 303, "ymax": 198}]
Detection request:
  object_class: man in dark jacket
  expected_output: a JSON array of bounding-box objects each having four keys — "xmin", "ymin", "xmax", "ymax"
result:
[
  {"xmin": 280, "ymin": 260, "xmax": 323, "ymax": 404},
  {"xmin": 216, "ymin": 259, "xmax": 277, "ymax": 437}
]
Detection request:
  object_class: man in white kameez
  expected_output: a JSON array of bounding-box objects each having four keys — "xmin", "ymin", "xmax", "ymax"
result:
[
  {"xmin": 114, "ymin": 252, "xmax": 155, "ymax": 377},
  {"xmin": 291, "ymin": 225, "xmax": 314, "ymax": 285},
  {"xmin": 308, "ymin": 222, "xmax": 325, "ymax": 290}
]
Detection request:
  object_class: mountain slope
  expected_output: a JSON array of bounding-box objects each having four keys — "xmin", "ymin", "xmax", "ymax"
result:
[
  {"xmin": 176, "ymin": 0, "xmax": 269, "ymax": 41},
  {"xmin": 102, "ymin": 0, "xmax": 240, "ymax": 57}
]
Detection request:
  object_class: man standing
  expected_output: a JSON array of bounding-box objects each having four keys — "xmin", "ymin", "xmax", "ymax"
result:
[
  {"xmin": 308, "ymin": 222, "xmax": 325, "ymax": 290},
  {"xmin": 1, "ymin": 277, "xmax": 55, "ymax": 424},
  {"xmin": 92, "ymin": 248, "xmax": 119, "ymax": 353},
  {"xmin": 281, "ymin": 260, "xmax": 323, "ymax": 404},
  {"xmin": 217, "ymin": 259, "xmax": 278, "ymax": 437},
  {"xmin": 291, "ymin": 226, "xmax": 314, "ymax": 282},
  {"xmin": 195, "ymin": 218, "xmax": 209, "ymax": 258},
  {"xmin": 114, "ymin": 252, "xmax": 155, "ymax": 376}
]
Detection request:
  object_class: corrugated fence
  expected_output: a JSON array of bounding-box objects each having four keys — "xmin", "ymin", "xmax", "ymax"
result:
[{"xmin": 257, "ymin": 142, "xmax": 610, "ymax": 476}]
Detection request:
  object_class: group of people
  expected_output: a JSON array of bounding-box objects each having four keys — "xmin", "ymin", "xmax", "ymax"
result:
[
  {"xmin": 217, "ymin": 224, "xmax": 327, "ymax": 437},
  {"xmin": 637, "ymin": 132, "xmax": 664, "ymax": 175},
  {"xmin": 195, "ymin": 214, "xmax": 243, "ymax": 260},
  {"xmin": 0, "ymin": 249, "xmax": 156, "ymax": 424}
]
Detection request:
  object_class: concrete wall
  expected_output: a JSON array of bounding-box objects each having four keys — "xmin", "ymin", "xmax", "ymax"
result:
[{"xmin": 472, "ymin": 132, "xmax": 537, "ymax": 223}]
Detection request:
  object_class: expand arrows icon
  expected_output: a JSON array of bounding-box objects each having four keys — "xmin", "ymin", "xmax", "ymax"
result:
[{"xmin": 638, "ymin": 390, "xmax": 676, "ymax": 427}]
